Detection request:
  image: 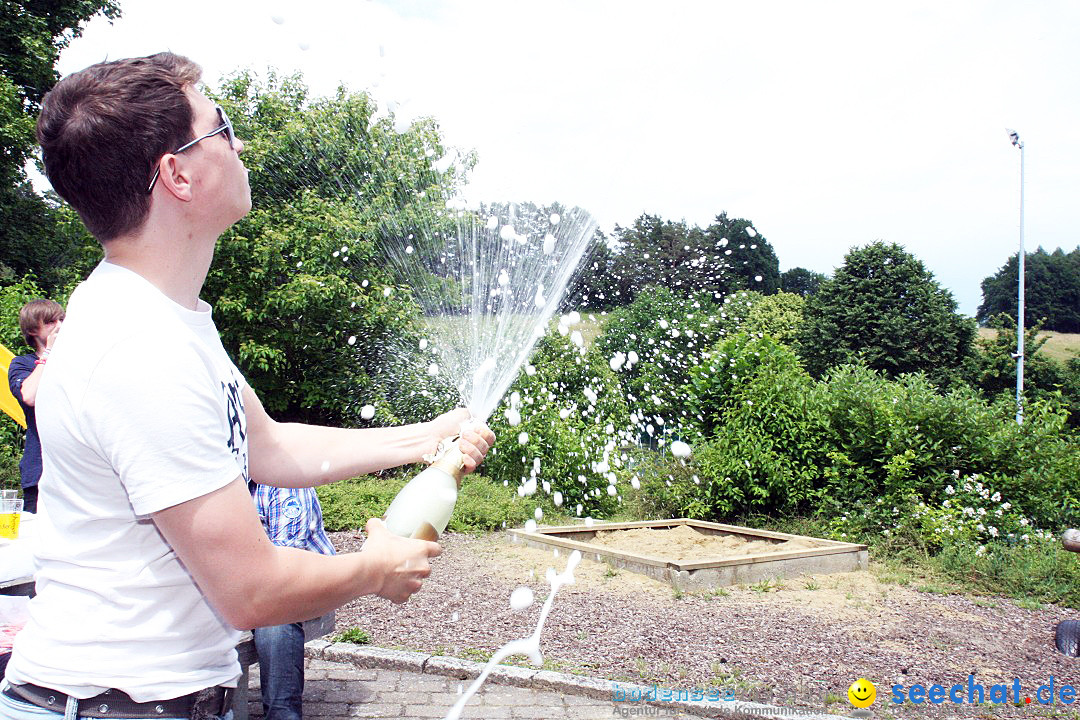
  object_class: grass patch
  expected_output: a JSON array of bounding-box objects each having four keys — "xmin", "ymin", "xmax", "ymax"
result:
[
  {"xmin": 978, "ymin": 327, "xmax": 1080, "ymax": 363},
  {"xmin": 317, "ymin": 470, "xmax": 531, "ymax": 533},
  {"xmin": 930, "ymin": 537, "xmax": 1080, "ymax": 609},
  {"xmin": 334, "ymin": 627, "xmax": 371, "ymax": 645}
]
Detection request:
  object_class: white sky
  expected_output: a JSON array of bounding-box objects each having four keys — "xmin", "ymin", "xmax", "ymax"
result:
[{"xmin": 56, "ymin": 0, "xmax": 1080, "ymax": 316}]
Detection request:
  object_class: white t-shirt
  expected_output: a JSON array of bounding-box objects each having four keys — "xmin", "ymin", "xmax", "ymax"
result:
[{"xmin": 7, "ymin": 262, "xmax": 249, "ymax": 701}]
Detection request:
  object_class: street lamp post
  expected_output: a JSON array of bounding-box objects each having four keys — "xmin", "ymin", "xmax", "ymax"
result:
[{"xmin": 1007, "ymin": 129, "xmax": 1025, "ymax": 425}]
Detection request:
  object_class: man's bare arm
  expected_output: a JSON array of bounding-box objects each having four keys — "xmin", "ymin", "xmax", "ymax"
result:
[
  {"xmin": 152, "ymin": 476, "xmax": 441, "ymax": 629},
  {"xmin": 243, "ymin": 387, "xmax": 493, "ymax": 488}
]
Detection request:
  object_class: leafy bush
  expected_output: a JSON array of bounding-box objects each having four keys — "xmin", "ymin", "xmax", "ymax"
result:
[
  {"xmin": 592, "ymin": 285, "xmax": 752, "ymax": 439},
  {"xmin": 932, "ymin": 536, "xmax": 1080, "ymax": 609},
  {"xmin": 666, "ymin": 333, "xmax": 826, "ymax": 517},
  {"xmin": 316, "ymin": 471, "xmax": 529, "ymax": 534},
  {"xmin": 812, "ymin": 364, "xmax": 1078, "ymax": 531},
  {"xmin": 316, "ymin": 474, "xmax": 404, "ymax": 532},
  {"xmin": 740, "ymin": 291, "xmax": 805, "ymax": 346},
  {"xmin": 0, "ymin": 436, "xmax": 20, "ymax": 492},
  {"xmin": 482, "ymin": 330, "xmax": 631, "ymax": 518},
  {"xmin": 0, "ymin": 274, "xmax": 45, "ymax": 352}
]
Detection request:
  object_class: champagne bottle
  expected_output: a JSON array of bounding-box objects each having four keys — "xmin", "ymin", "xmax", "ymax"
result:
[{"xmin": 383, "ymin": 436, "xmax": 468, "ymax": 541}]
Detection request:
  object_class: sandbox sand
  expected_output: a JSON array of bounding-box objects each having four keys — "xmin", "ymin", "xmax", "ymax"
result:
[{"xmin": 587, "ymin": 524, "xmax": 824, "ymax": 563}]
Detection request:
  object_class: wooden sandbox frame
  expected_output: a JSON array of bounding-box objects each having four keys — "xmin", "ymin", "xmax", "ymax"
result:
[{"xmin": 506, "ymin": 518, "xmax": 868, "ymax": 592}]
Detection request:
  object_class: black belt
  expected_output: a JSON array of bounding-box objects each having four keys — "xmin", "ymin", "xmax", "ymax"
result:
[{"xmin": 3, "ymin": 683, "xmax": 233, "ymax": 719}]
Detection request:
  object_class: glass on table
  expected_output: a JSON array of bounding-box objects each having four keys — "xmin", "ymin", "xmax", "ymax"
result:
[{"xmin": 0, "ymin": 498, "xmax": 22, "ymax": 539}]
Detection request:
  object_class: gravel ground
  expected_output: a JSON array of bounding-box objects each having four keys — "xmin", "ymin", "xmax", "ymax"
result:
[{"xmin": 331, "ymin": 530, "xmax": 1079, "ymax": 719}]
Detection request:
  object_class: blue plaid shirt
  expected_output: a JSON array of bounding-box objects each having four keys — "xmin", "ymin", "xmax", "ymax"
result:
[{"xmin": 251, "ymin": 484, "xmax": 336, "ymax": 556}]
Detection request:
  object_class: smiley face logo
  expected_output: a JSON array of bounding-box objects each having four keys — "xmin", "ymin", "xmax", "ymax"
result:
[{"xmin": 848, "ymin": 678, "xmax": 876, "ymax": 708}]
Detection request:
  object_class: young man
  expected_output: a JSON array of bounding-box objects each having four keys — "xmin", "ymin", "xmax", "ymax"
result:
[
  {"xmin": 0, "ymin": 52, "xmax": 493, "ymax": 720},
  {"xmin": 6, "ymin": 299, "xmax": 65, "ymax": 513}
]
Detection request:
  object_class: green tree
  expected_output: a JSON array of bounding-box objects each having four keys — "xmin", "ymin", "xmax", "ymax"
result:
[
  {"xmin": 0, "ymin": 1, "xmax": 119, "ymax": 287},
  {"xmin": 978, "ymin": 247, "xmax": 1080, "ymax": 333},
  {"xmin": 781, "ymin": 267, "xmax": 827, "ymax": 297},
  {"xmin": 564, "ymin": 230, "xmax": 627, "ymax": 309},
  {"xmin": 702, "ymin": 212, "xmax": 780, "ymax": 294},
  {"xmin": 203, "ymin": 70, "xmax": 464, "ymax": 425},
  {"xmin": 796, "ymin": 242, "xmax": 976, "ymax": 386},
  {"xmin": 605, "ymin": 212, "xmax": 777, "ymax": 306}
]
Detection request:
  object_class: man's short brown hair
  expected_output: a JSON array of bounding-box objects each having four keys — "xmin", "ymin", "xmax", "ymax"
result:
[
  {"xmin": 36, "ymin": 52, "xmax": 202, "ymax": 242},
  {"xmin": 19, "ymin": 299, "xmax": 66, "ymax": 350}
]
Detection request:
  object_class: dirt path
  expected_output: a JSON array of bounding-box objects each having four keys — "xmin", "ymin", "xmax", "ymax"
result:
[{"xmin": 331, "ymin": 531, "xmax": 1080, "ymax": 719}]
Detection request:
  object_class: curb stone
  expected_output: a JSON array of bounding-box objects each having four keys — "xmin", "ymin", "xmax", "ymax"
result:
[{"xmin": 305, "ymin": 643, "xmax": 852, "ymax": 720}]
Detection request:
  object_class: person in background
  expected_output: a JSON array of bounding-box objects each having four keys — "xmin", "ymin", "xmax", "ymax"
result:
[
  {"xmin": 251, "ymin": 483, "xmax": 334, "ymax": 720},
  {"xmin": 6, "ymin": 299, "xmax": 65, "ymax": 513}
]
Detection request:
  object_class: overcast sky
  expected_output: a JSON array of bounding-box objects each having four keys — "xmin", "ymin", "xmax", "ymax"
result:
[{"xmin": 56, "ymin": 0, "xmax": 1080, "ymax": 316}]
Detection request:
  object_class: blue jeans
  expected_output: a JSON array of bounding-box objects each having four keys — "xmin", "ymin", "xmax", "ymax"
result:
[
  {"xmin": 252, "ymin": 623, "xmax": 304, "ymax": 720},
  {"xmin": 0, "ymin": 684, "xmax": 232, "ymax": 720}
]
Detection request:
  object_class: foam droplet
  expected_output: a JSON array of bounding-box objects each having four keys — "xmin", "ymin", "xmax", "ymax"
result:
[
  {"xmin": 360, "ymin": 404, "xmax": 375, "ymax": 420},
  {"xmin": 549, "ymin": 213, "xmax": 560, "ymax": 225},
  {"xmin": 271, "ymin": 15, "xmax": 285, "ymax": 24},
  {"xmin": 543, "ymin": 234, "xmax": 556, "ymax": 255},
  {"xmin": 405, "ymin": 245, "xmax": 414, "ymax": 254},
  {"xmin": 427, "ymin": 363, "xmax": 440, "ymax": 376},
  {"xmin": 518, "ymin": 431, "xmax": 530, "ymax": 445},
  {"xmin": 509, "ymin": 586, "xmax": 534, "ymax": 610},
  {"xmin": 534, "ymin": 507, "xmax": 544, "ymax": 521},
  {"xmin": 486, "ymin": 216, "xmax": 499, "ymax": 231},
  {"xmin": 553, "ymin": 491, "xmax": 563, "ymax": 507},
  {"xmin": 505, "ymin": 408, "xmax": 522, "ymax": 426},
  {"xmin": 347, "ymin": 336, "xmax": 357, "ymax": 346},
  {"xmin": 419, "ymin": 338, "xmax": 429, "ymax": 350},
  {"xmin": 670, "ymin": 440, "xmax": 692, "ymax": 458},
  {"xmin": 298, "ymin": 41, "xmax": 311, "ymax": 51},
  {"xmin": 320, "ymin": 460, "xmax": 330, "ymax": 473},
  {"xmin": 524, "ymin": 519, "xmax": 538, "ymax": 533}
]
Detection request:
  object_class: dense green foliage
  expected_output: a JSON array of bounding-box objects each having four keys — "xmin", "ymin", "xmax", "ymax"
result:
[
  {"xmin": 483, "ymin": 331, "xmax": 631, "ymax": 517},
  {"xmin": 570, "ymin": 213, "xmax": 779, "ymax": 308},
  {"xmin": 0, "ymin": 1, "xmax": 117, "ymax": 288},
  {"xmin": 591, "ymin": 285, "xmax": 747, "ymax": 437},
  {"xmin": 978, "ymin": 247, "xmax": 1080, "ymax": 332},
  {"xmin": 205, "ymin": 71, "xmax": 461, "ymax": 425},
  {"xmin": 797, "ymin": 242, "xmax": 976, "ymax": 387},
  {"xmin": 315, "ymin": 471, "xmax": 529, "ymax": 533},
  {"xmin": 780, "ymin": 267, "xmax": 827, "ymax": 297}
]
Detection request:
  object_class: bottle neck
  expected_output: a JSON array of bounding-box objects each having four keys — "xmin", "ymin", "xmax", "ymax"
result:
[{"xmin": 430, "ymin": 444, "xmax": 468, "ymax": 489}]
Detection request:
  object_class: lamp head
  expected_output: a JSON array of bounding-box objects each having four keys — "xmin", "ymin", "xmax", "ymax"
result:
[{"xmin": 1007, "ymin": 129, "xmax": 1021, "ymax": 147}]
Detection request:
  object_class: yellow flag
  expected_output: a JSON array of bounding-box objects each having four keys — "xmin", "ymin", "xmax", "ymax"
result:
[{"xmin": 1, "ymin": 342, "xmax": 28, "ymax": 429}]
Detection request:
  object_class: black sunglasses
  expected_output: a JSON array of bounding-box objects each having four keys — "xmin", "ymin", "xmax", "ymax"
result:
[{"xmin": 147, "ymin": 105, "xmax": 236, "ymax": 193}]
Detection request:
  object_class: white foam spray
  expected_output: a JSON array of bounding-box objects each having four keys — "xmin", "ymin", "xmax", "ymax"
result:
[{"xmin": 443, "ymin": 550, "xmax": 582, "ymax": 720}]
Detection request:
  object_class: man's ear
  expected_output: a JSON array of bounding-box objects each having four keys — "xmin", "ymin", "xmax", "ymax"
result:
[{"xmin": 155, "ymin": 154, "xmax": 194, "ymax": 202}]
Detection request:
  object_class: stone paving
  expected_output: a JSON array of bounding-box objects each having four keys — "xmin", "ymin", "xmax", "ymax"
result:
[
  {"xmin": 247, "ymin": 659, "xmax": 620, "ymax": 719},
  {"xmin": 242, "ymin": 643, "xmax": 851, "ymax": 720}
]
